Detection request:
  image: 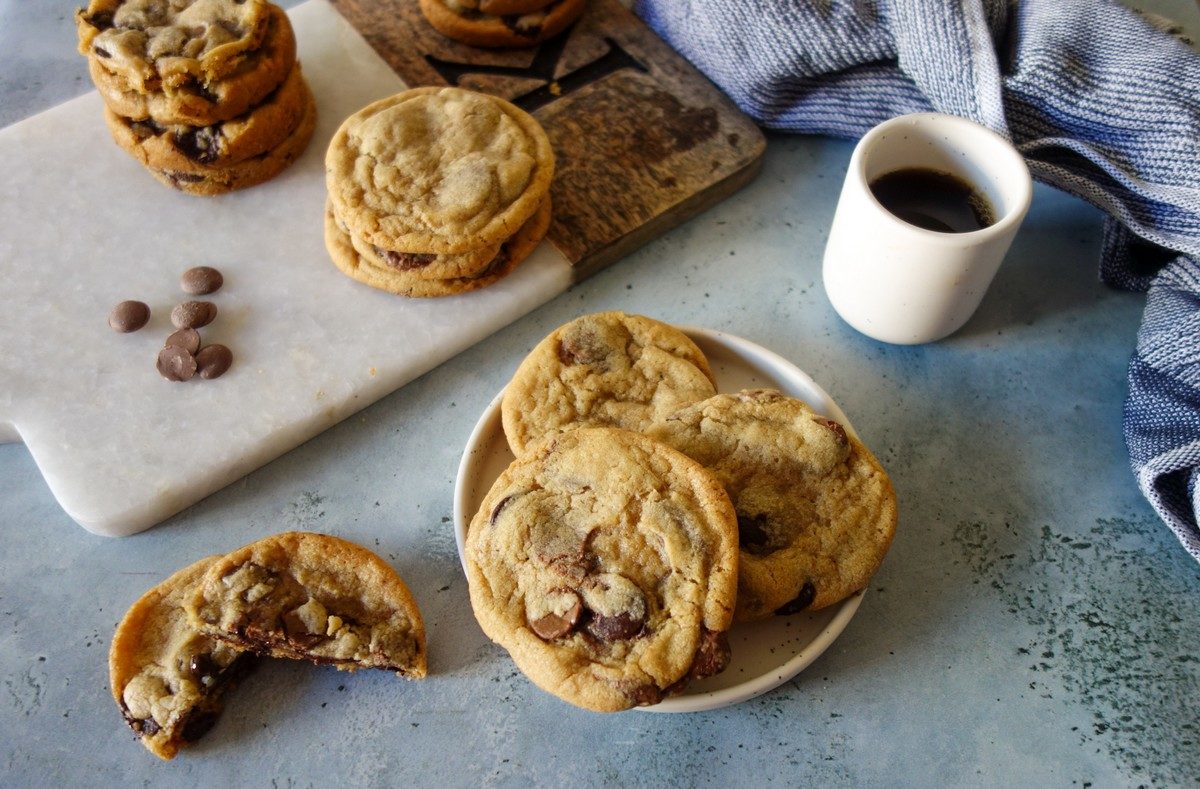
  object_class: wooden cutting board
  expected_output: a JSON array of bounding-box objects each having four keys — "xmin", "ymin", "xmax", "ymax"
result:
[
  {"xmin": 331, "ymin": 0, "xmax": 765, "ymax": 278},
  {"xmin": 0, "ymin": 0, "xmax": 762, "ymax": 537}
]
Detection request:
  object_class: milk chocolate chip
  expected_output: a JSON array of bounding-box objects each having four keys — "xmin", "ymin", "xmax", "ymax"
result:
[
  {"xmin": 581, "ymin": 574, "xmax": 647, "ymax": 642},
  {"xmin": 527, "ymin": 589, "xmax": 582, "ymax": 640},
  {"xmin": 109, "ymin": 300, "xmax": 150, "ymax": 333},
  {"xmin": 180, "ymin": 266, "xmax": 224, "ymax": 295},
  {"xmin": 171, "ymin": 300, "xmax": 217, "ymax": 329},
  {"xmin": 164, "ymin": 327, "xmax": 201, "ymax": 354},
  {"xmin": 157, "ymin": 345, "xmax": 197, "ymax": 382},
  {"xmin": 196, "ymin": 344, "xmax": 232, "ymax": 379}
]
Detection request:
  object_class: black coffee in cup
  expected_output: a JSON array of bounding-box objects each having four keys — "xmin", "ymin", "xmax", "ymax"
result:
[{"xmin": 868, "ymin": 168, "xmax": 995, "ymax": 233}]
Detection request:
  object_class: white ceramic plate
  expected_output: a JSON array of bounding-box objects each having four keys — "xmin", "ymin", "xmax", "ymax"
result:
[{"xmin": 453, "ymin": 327, "xmax": 864, "ymax": 713}]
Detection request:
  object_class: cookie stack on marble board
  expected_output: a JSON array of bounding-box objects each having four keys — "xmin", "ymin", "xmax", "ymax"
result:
[
  {"xmin": 76, "ymin": 0, "xmax": 316, "ymax": 195},
  {"xmin": 323, "ymin": 86, "xmax": 556, "ymax": 297},
  {"xmin": 330, "ymin": 0, "xmax": 765, "ymax": 280}
]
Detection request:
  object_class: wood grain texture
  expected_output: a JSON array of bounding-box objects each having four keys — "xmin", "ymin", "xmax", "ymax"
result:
[{"xmin": 329, "ymin": 0, "xmax": 765, "ymax": 280}]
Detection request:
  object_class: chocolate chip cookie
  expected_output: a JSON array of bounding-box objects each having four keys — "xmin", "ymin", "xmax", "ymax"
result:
[
  {"xmin": 324, "ymin": 197, "xmax": 552, "ymax": 297},
  {"xmin": 86, "ymin": 1, "xmax": 296, "ymax": 127},
  {"xmin": 500, "ymin": 311, "xmax": 717, "ymax": 457},
  {"xmin": 465, "ymin": 427, "xmax": 739, "ymax": 711},
  {"xmin": 77, "ymin": 0, "xmax": 273, "ymax": 93},
  {"xmin": 147, "ymin": 87, "xmax": 316, "ymax": 195},
  {"xmin": 325, "ymin": 86, "xmax": 555, "ymax": 254},
  {"xmin": 418, "ymin": 0, "xmax": 588, "ymax": 48},
  {"xmin": 647, "ymin": 389, "xmax": 898, "ymax": 621},
  {"xmin": 109, "ymin": 556, "xmax": 256, "ymax": 760},
  {"xmin": 185, "ymin": 532, "xmax": 427, "ymax": 677},
  {"xmin": 103, "ymin": 63, "xmax": 311, "ymax": 172}
]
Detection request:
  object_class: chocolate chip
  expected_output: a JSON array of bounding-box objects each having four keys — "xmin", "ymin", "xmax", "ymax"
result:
[
  {"xmin": 84, "ymin": 10, "xmax": 114, "ymax": 29},
  {"xmin": 775, "ymin": 581, "xmax": 817, "ymax": 615},
  {"xmin": 188, "ymin": 652, "xmax": 218, "ymax": 685},
  {"xmin": 689, "ymin": 629, "xmax": 731, "ymax": 679},
  {"xmin": 171, "ymin": 300, "xmax": 217, "ymax": 329},
  {"xmin": 92, "ymin": 45, "xmax": 111, "ymax": 58},
  {"xmin": 165, "ymin": 171, "xmax": 207, "ymax": 185},
  {"xmin": 556, "ymin": 331, "xmax": 605, "ymax": 366},
  {"xmin": 585, "ymin": 611, "xmax": 644, "ymax": 642},
  {"xmin": 196, "ymin": 344, "xmax": 232, "ymax": 379},
  {"xmin": 626, "ymin": 684, "xmax": 663, "ymax": 707},
  {"xmin": 164, "ymin": 327, "xmax": 201, "ymax": 354},
  {"xmin": 138, "ymin": 717, "xmax": 161, "ymax": 736},
  {"xmin": 179, "ymin": 709, "xmax": 217, "ymax": 743},
  {"xmin": 157, "ymin": 345, "xmax": 197, "ymax": 382},
  {"xmin": 180, "ymin": 266, "xmax": 223, "ymax": 295},
  {"xmin": 737, "ymin": 512, "xmax": 772, "ymax": 555},
  {"xmin": 528, "ymin": 592, "xmax": 582, "ymax": 640},
  {"xmin": 812, "ymin": 416, "xmax": 849, "ymax": 446},
  {"xmin": 173, "ymin": 126, "xmax": 222, "ymax": 164},
  {"xmin": 489, "ymin": 494, "xmax": 516, "ymax": 526},
  {"xmin": 375, "ymin": 247, "xmax": 436, "ymax": 271},
  {"xmin": 108, "ymin": 300, "xmax": 150, "ymax": 333}
]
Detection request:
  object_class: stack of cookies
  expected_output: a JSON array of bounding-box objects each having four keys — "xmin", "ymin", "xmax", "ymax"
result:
[
  {"xmin": 465, "ymin": 312, "xmax": 898, "ymax": 711},
  {"xmin": 76, "ymin": 0, "xmax": 316, "ymax": 196},
  {"xmin": 418, "ymin": 0, "xmax": 588, "ymax": 48},
  {"xmin": 324, "ymin": 86, "xmax": 555, "ymax": 298},
  {"xmin": 110, "ymin": 532, "xmax": 427, "ymax": 760}
]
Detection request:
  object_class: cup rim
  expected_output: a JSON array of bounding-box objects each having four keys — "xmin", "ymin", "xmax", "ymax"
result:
[{"xmin": 853, "ymin": 112, "xmax": 1033, "ymax": 243}]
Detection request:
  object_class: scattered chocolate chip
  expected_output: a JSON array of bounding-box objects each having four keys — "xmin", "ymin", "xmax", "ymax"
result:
[
  {"xmin": 180, "ymin": 266, "xmax": 223, "ymax": 295},
  {"xmin": 737, "ymin": 512, "xmax": 772, "ymax": 554},
  {"xmin": 108, "ymin": 300, "xmax": 150, "ymax": 333},
  {"xmin": 164, "ymin": 327, "xmax": 201, "ymax": 354},
  {"xmin": 196, "ymin": 344, "xmax": 233, "ymax": 379},
  {"xmin": 585, "ymin": 610, "xmax": 644, "ymax": 642},
  {"xmin": 157, "ymin": 345, "xmax": 197, "ymax": 382},
  {"xmin": 812, "ymin": 416, "xmax": 849, "ymax": 446},
  {"xmin": 775, "ymin": 581, "xmax": 817, "ymax": 615},
  {"xmin": 171, "ymin": 300, "xmax": 217, "ymax": 329}
]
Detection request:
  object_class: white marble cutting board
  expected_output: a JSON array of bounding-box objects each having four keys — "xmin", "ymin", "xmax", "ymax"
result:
[{"xmin": 0, "ymin": 0, "xmax": 573, "ymax": 536}]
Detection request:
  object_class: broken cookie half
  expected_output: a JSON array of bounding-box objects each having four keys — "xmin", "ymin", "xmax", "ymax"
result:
[
  {"xmin": 111, "ymin": 532, "xmax": 426, "ymax": 760},
  {"xmin": 185, "ymin": 531, "xmax": 427, "ymax": 678},
  {"xmin": 109, "ymin": 556, "xmax": 257, "ymax": 761}
]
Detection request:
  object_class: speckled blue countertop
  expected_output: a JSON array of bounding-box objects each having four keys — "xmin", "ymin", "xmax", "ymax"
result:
[{"xmin": 3, "ymin": 2, "xmax": 1199, "ymax": 786}]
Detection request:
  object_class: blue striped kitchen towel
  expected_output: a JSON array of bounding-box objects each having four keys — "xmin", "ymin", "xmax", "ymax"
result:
[{"xmin": 633, "ymin": 0, "xmax": 1200, "ymax": 561}]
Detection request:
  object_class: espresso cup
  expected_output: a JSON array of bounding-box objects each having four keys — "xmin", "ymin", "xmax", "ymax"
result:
[{"xmin": 822, "ymin": 112, "xmax": 1032, "ymax": 345}]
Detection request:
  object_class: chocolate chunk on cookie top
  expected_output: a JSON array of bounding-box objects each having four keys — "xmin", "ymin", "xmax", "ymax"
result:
[
  {"xmin": 325, "ymin": 86, "xmax": 555, "ymax": 254},
  {"xmin": 465, "ymin": 427, "xmax": 739, "ymax": 712},
  {"xmin": 648, "ymin": 390, "xmax": 898, "ymax": 621},
  {"xmin": 185, "ymin": 532, "xmax": 427, "ymax": 678},
  {"xmin": 501, "ymin": 312, "xmax": 718, "ymax": 456},
  {"xmin": 109, "ymin": 556, "xmax": 257, "ymax": 760}
]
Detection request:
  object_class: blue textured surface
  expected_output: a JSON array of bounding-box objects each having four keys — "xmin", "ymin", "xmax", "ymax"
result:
[{"xmin": 2, "ymin": 2, "xmax": 1200, "ymax": 785}]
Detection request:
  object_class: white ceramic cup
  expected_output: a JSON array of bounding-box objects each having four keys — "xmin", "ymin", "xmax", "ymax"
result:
[{"xmin": 821, "ymin": 112, "xmax": 1033, "ymax": 345}]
